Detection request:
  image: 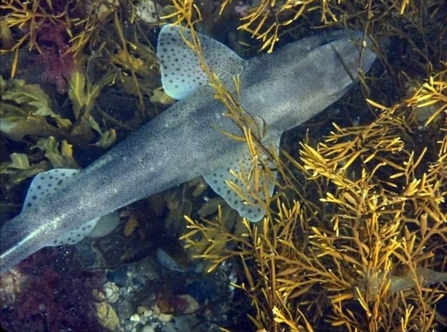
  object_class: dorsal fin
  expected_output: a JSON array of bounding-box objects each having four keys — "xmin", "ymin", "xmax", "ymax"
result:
[{"xmin": 157, "ymin": 24, "xmax": 245, "ymax": 100}]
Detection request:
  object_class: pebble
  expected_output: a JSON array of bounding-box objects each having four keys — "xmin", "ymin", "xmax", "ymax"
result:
[
  {"xmin": 103, "ymin": 281, "xmax": 120, "ymax": 303},
  {"xmin": 130, "ymin": 313, "xmax": 140, "ymax": 322}
]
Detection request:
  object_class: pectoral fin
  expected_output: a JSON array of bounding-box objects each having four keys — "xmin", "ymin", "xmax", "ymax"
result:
[
  {"xmin": 157, "ymin": 24, "xmax": 245, "ymax": 100},
  {"xmin": 202, "ymin": 135, "xmax": 280, "ymax": 222}
]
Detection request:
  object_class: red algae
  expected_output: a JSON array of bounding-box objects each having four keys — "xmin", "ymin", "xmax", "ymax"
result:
[
  {"xmin": 0, "ymin": 247, "xmax": 108, "ymax": 332},
  {"xmin": 34, "ymin": 22, "xmax": 77, "ymax": 93}
]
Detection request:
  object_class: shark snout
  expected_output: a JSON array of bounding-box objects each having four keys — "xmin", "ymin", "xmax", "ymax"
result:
[{"xmin": 332, "ymin": 33, "xmax": 377, "ymax": 82}]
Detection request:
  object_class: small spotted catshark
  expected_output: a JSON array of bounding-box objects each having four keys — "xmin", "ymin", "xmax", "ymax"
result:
[{"xmin": 0, "ymin": 25, "xmax": 376, "ymax": 273}]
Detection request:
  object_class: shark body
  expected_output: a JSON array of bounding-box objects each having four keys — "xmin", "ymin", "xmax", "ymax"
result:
[{"xmin": 0, "ymin": 25, "xmax": 376, "ymax": 273}]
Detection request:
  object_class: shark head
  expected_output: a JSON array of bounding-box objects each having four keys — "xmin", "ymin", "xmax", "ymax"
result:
[{"xmin": 155, "ymin": 25, "xmax": 376, "ymax": 222}]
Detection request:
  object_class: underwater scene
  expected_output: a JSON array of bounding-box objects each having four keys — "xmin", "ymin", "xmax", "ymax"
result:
[{"xmin": 0, "ymin": 0, "xmax": 446, "ymax": 331}]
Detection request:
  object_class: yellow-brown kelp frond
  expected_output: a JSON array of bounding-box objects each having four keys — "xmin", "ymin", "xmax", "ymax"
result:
[
  {"xmin": 0, "ymin": 0, "xmax": 161, "ymax": 112},
  {"xmin": 163, "ymin": 0, "xmax": 436, "ymax": 53},
  {"xmin": 0, "ymin": 0, "xmax": 72, "ymax": 77},
  {"xmin": 282, "ymin": 69, "xmax": 446, "ymax": 331},
  {"xmin": 165, "ymin": 0, "xmax": 354, "ymax": 52},
  {"xmin": 0, "ymin": 1, "xmax": 127, "ymax": 67},
  {"xmin": 163, "ymin": 2, "xmax": 447, "ymax": 330},
  {"xmin": 0, "ymin": 0, "xmax": 164, "ymax": 198},
  {"xmin": 403, "ymin": 63, "xmax": 447, "ymax": 126},
  {"xmin": 181, "ymin": 63, "xmax": 447, "ymax": 330}
]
